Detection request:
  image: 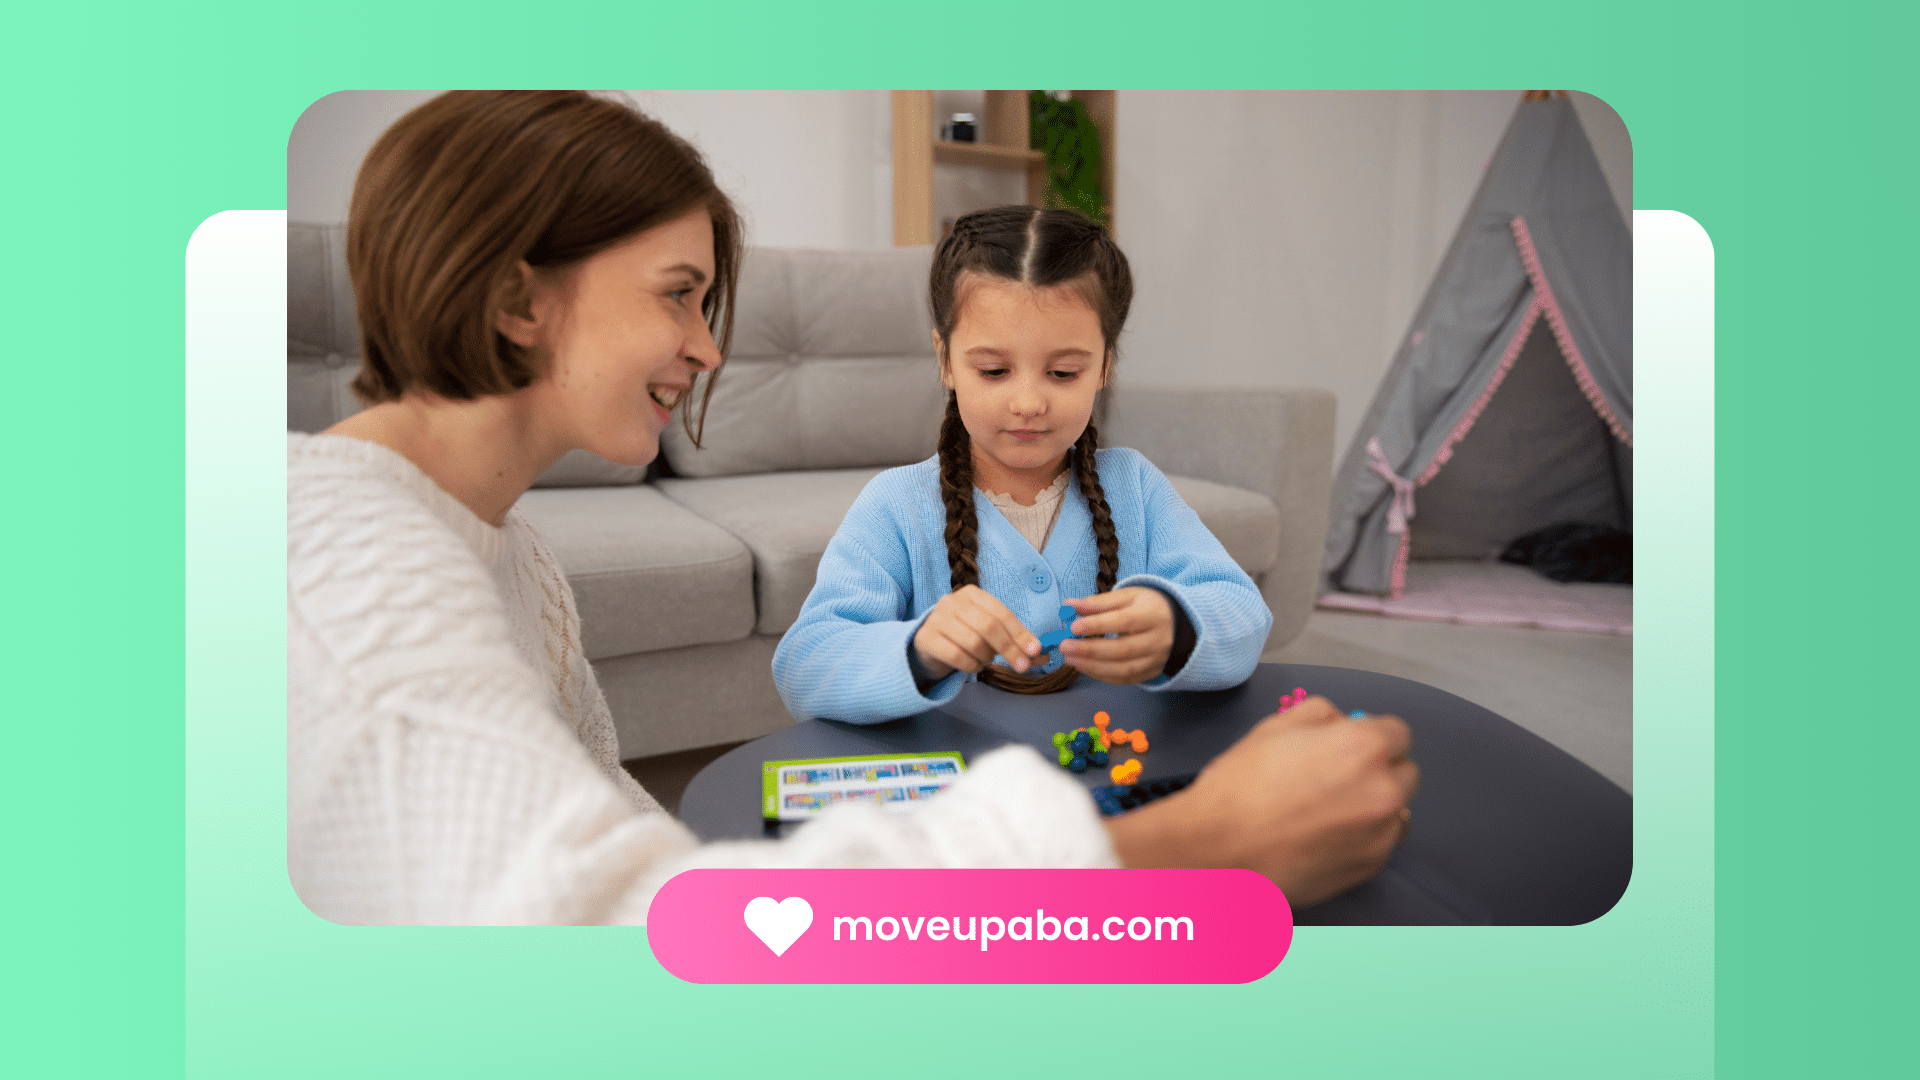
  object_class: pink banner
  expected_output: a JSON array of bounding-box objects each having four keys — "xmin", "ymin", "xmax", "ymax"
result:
[{"xmin": 647, "ymin": 869, "xmax": 1293, "ymax": 983}]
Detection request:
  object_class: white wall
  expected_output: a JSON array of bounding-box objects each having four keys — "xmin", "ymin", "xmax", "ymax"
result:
[
  {"xmin": 288, "ymin": 89, "xmax": 1632, "ymax": 462},
  {"xmin": 1113, "ymin": 90, "xmax": 1630, "ymax": 459},
  {"xmin": 288, "ymin": 90, "xmax": 896, "ymax": 249}
]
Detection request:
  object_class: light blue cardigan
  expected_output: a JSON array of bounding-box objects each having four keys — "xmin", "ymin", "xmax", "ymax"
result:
[{"xmin": 773, "ymin": 448, "xmax": 1272, "ymax": 724}]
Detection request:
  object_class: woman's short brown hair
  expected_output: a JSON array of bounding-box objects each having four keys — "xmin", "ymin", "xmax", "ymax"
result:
[{"xmin": 347, "ymin": 90, "xmax": 740, "ymax": 442}]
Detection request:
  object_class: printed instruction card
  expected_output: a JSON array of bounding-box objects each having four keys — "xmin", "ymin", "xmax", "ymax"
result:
[{"xmin": 763, "ymin": 753, "xmax": 966, "ymax": 821}]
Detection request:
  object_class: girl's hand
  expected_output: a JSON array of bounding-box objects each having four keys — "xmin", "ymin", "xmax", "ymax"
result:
[
  {"xmin": 1056, "ymin": 587, "xmax": 1174, "ymax": 684},
  {"xmin": 913, "ymin": 584, "xmax": 1043, "ymax": 681},
  {"xmin": 1105, "ymin": 696, "xmax": 1419, "ymax": 906}
]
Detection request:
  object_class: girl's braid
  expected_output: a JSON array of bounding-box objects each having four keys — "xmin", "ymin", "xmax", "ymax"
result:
[
  {"xmin": 937, "ymin": 393, "xmax": 980, "ymax": 589},
  {"xmin": 1074, "ymin": 425, "xmax": 1120, "ymax": 593}
]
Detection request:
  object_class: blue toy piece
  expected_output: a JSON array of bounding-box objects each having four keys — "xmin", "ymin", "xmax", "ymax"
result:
[
  {"xmin": 1034, "ymin": 604, "xmax": 1082, "ymax": 651},
  {"xmin": 1349, "ymin": 710, "xmax": 1367, "ymax": 719},
  {"xmin": 1088, "ymin": 771, "xmax": 1199, "ymax": 816},
  {"xmin": 1089, "ymin": 750, "xmax": 1109, "ymax": 767},
  {"xmin": 1068, "ymin": 755, "xmax": 1088, "ymax": 774}
]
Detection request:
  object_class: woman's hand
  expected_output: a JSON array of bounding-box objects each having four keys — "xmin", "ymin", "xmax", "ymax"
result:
[
  {"xmin": 912, "ymin": 584, "xmax": 1043, "ymax": 681},
  {"xmin": 1104, "ymin": 696, "xmax": 1419, "ymax": 908},
  {"xmin": 1056, "ymin": 588, "xmax": 1174, "ymax": 684}
]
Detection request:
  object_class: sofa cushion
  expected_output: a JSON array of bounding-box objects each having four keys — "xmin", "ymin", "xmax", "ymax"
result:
[
  {"xmin": 515, "ymin": 485, "xmax": 755, "ymax": 660},
  {"xmin": 655, "ymin": 468, "xmax": 889, "ymax": 635},
  {"xmin": 287, "ymin": 355, "xmax": 361, "ymax": 435},
  {"xmin": 289, "ymin": 222, "xmax": 358, "ymax": 357},
  {"xmin": 659, "ymin": 247, "xmax": 946, "ymax": 478},
  {"xmin": 593, "ymin": 635, "xmax": 789, "ymax": 759},
  {"xmin": 1165, "ymin": 475, "xmax": 1281, "ymax": 579},
  {"xmin": 534, "ymin": 450, "xmax": 648, "ymax": 487}
]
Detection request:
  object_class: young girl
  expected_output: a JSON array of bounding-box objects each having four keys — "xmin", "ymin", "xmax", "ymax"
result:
[{"xmin": 774, "ymin": 206, "xmax": 1272, "ymax": 724}]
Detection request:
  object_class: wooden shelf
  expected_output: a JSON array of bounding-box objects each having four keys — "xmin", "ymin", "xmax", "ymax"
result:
[
  {"xmin": 932, "ymin": 140, "xmax": 1043, "ymax": 169},
  {"xmin": 893, "ymin": 90, "xmax": 1114, "ymax": 247}
]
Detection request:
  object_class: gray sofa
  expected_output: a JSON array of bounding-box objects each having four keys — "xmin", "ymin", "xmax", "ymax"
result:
[{"xmin": 289, "ymin": 226, "xmax": 1336, "ymax": 760}]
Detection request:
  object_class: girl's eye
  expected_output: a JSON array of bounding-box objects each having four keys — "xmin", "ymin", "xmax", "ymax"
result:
[
  {"xmin": 1049, "ymin": 369, "xmax": 1080, "ymax": 381},
  {"xmin": 978, "ymin": 368, "xmax": 1008, "ymax": 379}
]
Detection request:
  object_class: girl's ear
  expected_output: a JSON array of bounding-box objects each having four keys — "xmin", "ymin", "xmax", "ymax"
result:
[
  {"xmin": 934, "ymin": 329, "xmax": 953, "ymax": 389},
  {"xmin": 495, "ymin": 261, "xmax": 547, "ymax": 348}
]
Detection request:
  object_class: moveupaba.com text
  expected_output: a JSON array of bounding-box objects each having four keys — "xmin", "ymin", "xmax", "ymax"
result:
[{"xmin": 831, "ymin": 911, "xmax": 1195, "ymax": 951}]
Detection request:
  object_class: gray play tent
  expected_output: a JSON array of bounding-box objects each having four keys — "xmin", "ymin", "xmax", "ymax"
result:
[{"xmin": 1322, "ymin": 93, "xmax": 1632, "ymax": 597}]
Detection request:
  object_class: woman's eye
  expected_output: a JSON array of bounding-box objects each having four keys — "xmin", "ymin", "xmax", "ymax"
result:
[{"xmin": 667, "ymin": 288, "xmax": 692, "ymax": 304}]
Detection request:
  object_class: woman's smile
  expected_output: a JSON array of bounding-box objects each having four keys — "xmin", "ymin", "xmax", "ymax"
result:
[{"xmin": 648, "ymin": 382, "xmax": 689, "ymax": 422}]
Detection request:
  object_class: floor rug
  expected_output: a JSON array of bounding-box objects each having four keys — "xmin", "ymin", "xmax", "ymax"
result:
[{"xmin": 1317, "ymin": 560, "xmax": 1631, "ymax": 635}]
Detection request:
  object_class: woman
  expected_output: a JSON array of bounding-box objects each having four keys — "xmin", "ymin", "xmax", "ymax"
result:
[{"xmin": 288, "ymin": 90, "xmax": 1417, "ymax": 924}]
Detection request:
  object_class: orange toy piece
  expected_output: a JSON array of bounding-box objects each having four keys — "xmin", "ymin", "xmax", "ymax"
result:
[
  {"xmin": 1108, "ymin": 728, "xmax": 1130, "ymax": 743},
  {"xmin": 1093, "ymin": 711, "xmax": 1111, "ymax": 729},
  {"xmin": 1130, "ymin": 732, "xmax": 1149, "ymax": 753},
  {"xmin": 1110, "ymin": 759, "xmax": 1143, "ymax": 784}
]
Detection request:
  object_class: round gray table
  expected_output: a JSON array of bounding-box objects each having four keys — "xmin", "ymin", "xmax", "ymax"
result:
[{"xmin": 680, "ymin": 663, "xmax": 1631, "ymax": 925}]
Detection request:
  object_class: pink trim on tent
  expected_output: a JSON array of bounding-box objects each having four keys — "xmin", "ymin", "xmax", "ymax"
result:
[
  {"xmin": 1366, "ymin": 437, "xmax": 1420, "ymax": 599},
  {"xmin": 1509, "ymin": 216, "xmax": 1633, "ymax": 448},
  {"xmin": 1389, "ymin": 530, "xmax": 1411, "ymax": 598},
  {"xmin": 1416, "ymin": 304, "xmax": 1539, "ymax": 485}
]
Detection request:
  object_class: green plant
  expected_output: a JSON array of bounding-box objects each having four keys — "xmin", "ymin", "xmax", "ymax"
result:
[{"xmin": 1029, "ymin": 91, "xmax": 1105, "ymax": 225}]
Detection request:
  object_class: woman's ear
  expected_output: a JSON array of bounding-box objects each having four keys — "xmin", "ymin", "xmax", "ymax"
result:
[{"xmin": 494, "ymin": 261, "xmax": 547, "ymax": 348}]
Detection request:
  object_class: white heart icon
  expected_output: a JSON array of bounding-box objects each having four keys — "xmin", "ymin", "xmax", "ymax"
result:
[{"xmin": 742, "ymin": 896, "xmax": 813, "ymax": 957}]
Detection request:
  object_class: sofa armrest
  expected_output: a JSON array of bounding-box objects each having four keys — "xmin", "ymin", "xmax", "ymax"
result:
[{"xmin": 1104, "ymin": 385, "xmax": 1336, "ymax": 652}]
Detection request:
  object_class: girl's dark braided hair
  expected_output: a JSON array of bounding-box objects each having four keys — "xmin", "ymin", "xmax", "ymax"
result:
[{"xmin": 930, "ymin": 206, "xmax": 1132, "ymax": 694}]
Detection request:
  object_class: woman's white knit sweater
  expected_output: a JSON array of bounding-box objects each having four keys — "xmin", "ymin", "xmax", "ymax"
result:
[{"xmin": 287, "ymin": 434, "xmax": 1116, "ymax": 925}]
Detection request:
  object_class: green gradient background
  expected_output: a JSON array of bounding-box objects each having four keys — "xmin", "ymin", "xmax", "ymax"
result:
[{"xmin": 5, "ymin": 2, "xmax": 1907, "ymax": 1077}]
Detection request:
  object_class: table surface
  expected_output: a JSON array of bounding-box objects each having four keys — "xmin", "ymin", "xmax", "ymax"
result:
[{"xmin": 679, "ymin": 663, "xmax": 1631, "ymax": 926}]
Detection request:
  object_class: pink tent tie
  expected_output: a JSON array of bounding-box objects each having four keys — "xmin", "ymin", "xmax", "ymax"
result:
[{"xmin": 1366, "ymin": 437, "xmax": 1416, "ymax": 536}]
